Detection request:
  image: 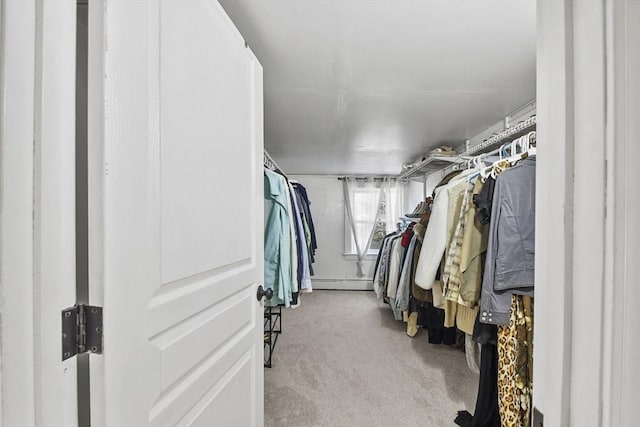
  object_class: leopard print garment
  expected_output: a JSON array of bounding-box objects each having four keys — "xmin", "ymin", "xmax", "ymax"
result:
[{"xmin": 497, "ymin": 295, "xmax": 534, "ymax": 427}]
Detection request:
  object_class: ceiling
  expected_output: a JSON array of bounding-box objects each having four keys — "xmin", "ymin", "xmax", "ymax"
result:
[{"xmin": 219, "ymin": 0, "xmax": 536, "ymax": 175}]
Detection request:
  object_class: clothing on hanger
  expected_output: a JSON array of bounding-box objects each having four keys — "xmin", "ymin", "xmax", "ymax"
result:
[
  {"xmin": 415, "ymin": 168, "xmax": 477, "ymax": 291},
  {"xmin": 480, "ymin": 157, "xmax": 536, "ymax": 326},
  {"xmin": 289, "ymin": 181, "xmax": 312, "ymax": 292},
  {"xmin": 264, "ymin": 168, "xmax": 294, "ymax": 307},
  {"xmin": 459, "ymin": 178, "xmax": 490, "ymax": 306},
  {"xmin": 496, "ymin": 295, "xmax": 534, "ymax": 427},
  {"xmin": 263, "ymin": 164, "xmax": 318, "ymax": 309}
]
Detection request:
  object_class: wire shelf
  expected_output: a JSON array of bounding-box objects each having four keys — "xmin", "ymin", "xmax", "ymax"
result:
[
  {"xmin": 463, "ymin": 115, "xmax": 536, "ymax": 157},
  {"xmin": 399, "ymin": 156, "xmax": 462, "ymax": 180}
]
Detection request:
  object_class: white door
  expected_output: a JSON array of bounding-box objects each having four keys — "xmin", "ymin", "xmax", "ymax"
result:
[{"xmin": 87, "ymin": 1, "xmax": 264, "ymax": 426}]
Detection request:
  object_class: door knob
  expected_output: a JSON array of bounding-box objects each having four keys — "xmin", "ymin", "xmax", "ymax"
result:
[{"xmin": 256, "ymin": 285, "xmax": 273, "ymax": 301}]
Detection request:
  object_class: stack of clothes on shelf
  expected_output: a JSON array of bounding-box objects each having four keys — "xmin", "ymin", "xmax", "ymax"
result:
[
  {"xmin": 374, "ymin": 153, "xmax": 536, "ymax": 427},
  {"xmin": 264, "ymin": 168, "xmax": 317, "ymax": 308}
]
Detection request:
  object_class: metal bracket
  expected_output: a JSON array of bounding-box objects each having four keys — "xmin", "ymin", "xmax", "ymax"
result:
[
  {"xmin": 62, "ymin": 304, "xmax": 103, "ymax": 361},
  {"xmin": 532, "ymin": 407, "xmax": 544, "ymax": 427},
  {"xmin": 504, "ymin": 115, "xmax": 511, "ymax": 129}
]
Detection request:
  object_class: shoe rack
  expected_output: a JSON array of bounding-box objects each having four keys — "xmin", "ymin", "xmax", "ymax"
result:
[{"xmin": 264, "ymin": 305, "xmax": 282, "ymax": 368}]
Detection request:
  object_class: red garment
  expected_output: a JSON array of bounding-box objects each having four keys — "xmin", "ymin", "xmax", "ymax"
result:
[{"xmin": 401, "ymin": 223, "xmax": 415, "ymax": 247}]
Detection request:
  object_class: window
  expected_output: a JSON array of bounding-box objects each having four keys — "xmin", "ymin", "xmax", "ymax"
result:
[{"xmin": 346, "ymin": 186, "xmax": 400, "ymax": 255}]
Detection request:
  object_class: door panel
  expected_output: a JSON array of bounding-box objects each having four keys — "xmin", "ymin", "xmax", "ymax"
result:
[
  {"xmin": 88, "ymin": 1, "xmax": 264, "ymax": 426},
  {"xmin": 160, "ymin": 0, "xmax": 253, "ymax": 283},
  {"xmin": 185, "ymin": 354, "xmax": 255, "ymax": 427}
]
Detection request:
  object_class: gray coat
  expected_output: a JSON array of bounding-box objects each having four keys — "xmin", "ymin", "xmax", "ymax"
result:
[{"xmin": 479, "ymin": 157, "xmax": 536, "ymax": 325}]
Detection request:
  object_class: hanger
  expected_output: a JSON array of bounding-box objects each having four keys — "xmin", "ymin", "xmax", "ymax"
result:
[
  {"xmin": 478, "ymin": 153, "xmax": 491, "ymax": 168},
  {"xmin": 516, "ymin": 134, "xmax": 537, "ymax": 163},
  {"xmin": 511, "ymin": 136, "xmax": 525, "ymax": 157},
  {"xmin": 466, "ymin": 158, "xmax": 474, "ymax": 170},
  {"xmin": 509, "ymin": 137, "xmax": 518, "ymax": 157},
  {"xmin": 474, "ymin": 159, "xmax": 492, "ymax": 182},
  {"xmin": 500, "ymin": 142, "xmax": 511, "ymax": 160},
  {"xmin": 526, "ymin": 131, "xmax": 537, "ymax": 156},
  {"xmin": 480, "ymin": 163, "xmax": 492, "ymax": 181},
  {"xmin": 461, "ymin": 143, "xmax": 485, "ymax": 181},
  {"xmin": 473, "ymin": 156, "xmax": 481, "ymax": 168}
]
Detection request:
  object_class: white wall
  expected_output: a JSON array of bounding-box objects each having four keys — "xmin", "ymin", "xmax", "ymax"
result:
[
  {"xmin": 404, "ymin": 170, "xmax": 451, "ymax": 200},
  {"xmin": 290, "ymin": 176, "xmax": 424, "ymax": 290},
  {"xmin": 289, "ymin": 175, "xmax": 373, "ymax": 290},
  {"xmin": 406, "ymin": 180, "xmax": 423, "ymax": 209}
]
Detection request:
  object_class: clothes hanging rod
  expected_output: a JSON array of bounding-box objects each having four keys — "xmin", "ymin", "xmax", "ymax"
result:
[
  {"xmin": 459, "ymin": 131, "xmax": 536, "ymax": 160},
  {"xmin": 452, "ymin": 130, "xmax": 537, "ymax": 172},
  {"xmin": 263, "ymin": 150, "xmax": 285, "ymax": 175}
]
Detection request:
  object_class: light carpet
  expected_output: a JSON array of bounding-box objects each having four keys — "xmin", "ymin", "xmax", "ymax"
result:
[{"xmin": 265, "ymin": 290, "xmax": 479, "ymax": 426}]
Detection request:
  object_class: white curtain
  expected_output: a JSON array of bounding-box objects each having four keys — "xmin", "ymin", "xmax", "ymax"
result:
[
  {"xmin": 343, "ymin": 177, "xmax": 406, "ymax": 277},
  {"xmin": 381, "ymin": 178, "xmax": 405, "ymax": 234},
  {"xmin": 343, "ymin": 178, "xmax": 386, "ymax": 277}
]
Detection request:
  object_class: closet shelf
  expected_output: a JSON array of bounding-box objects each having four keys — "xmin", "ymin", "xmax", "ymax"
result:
[
  {"xmin": 399, "ymin": 156, "xmax": 462, "ymax": 180},
  {"xmin": 398, "ymin": 115, "xmax": 537, "ymax": 181},
  {"xmin": 462, "ymin": 115, "xmax": 536, "ymax": 157}
]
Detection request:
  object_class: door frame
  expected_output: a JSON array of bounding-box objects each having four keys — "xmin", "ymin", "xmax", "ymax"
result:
[
  {"xmin": 535, "ymin": 0, "xmax": 640, "ymax": 425},
  {"xmin": 0, "ymin": 1, "xmax": 38, "ymax": 423},
  {"xmin": 0, "ymin": 0, "xmax": 78, "ymax": 426}
]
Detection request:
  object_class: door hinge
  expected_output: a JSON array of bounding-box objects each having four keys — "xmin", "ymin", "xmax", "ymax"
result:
[
  {"xmin": 62, "ymin": 304, "xmax": 103, "ymax": 361},
  {"xmin": 533, "ymin": 407, "xmax": 544, "ymax": 427}
]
